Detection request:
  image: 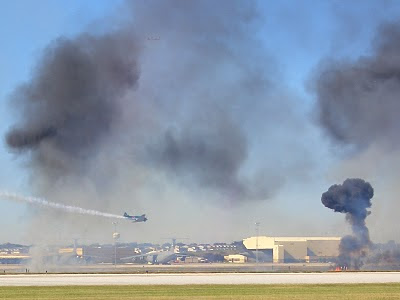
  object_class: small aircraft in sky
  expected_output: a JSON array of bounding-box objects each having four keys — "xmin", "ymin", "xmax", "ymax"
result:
[{"xmin": 123, "ymin": 212, "xmax": 148, "ymax": 223}]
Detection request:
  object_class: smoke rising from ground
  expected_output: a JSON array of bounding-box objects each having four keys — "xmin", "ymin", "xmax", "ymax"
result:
[
  {"xmin": 321, "ymin": 178, "xmax": 374, "ymax": 269},
  {"xmin": 312, "ymin": 19, "xmax": 400, "ymax": 249},
  {"xmin": 316, "ymin": 32, "xmax": 400, "ymax": 264}
]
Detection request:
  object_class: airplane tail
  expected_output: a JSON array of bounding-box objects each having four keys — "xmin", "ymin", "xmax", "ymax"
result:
[{"xmin": 123, "ymin": 212, "xmax": 128, "ymax": 217}]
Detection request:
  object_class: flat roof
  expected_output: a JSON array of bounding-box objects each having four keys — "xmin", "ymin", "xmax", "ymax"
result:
[
  {"xmin": 244, "ymin": 236, "xmax": 341, "ymax": 241},
  {"xmin": 274, "ymin": 237, "xmax": 341, "ymax": 241}
]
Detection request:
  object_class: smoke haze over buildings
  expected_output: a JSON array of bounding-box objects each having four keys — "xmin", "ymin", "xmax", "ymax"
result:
[
  {"xmin": 2, "ymin": 0, "xmax": 400, "ymax": 246},
  {"xmin": 3, "ymin": 0, "xmax": 316, "ymax": 243}
]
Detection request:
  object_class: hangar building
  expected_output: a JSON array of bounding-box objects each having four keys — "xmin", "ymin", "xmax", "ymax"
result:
[{"xmin": 243, "ymin": 236, "xmax": 341, "ymax": 263}]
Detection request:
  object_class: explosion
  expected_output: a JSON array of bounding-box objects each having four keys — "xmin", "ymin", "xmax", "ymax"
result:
[{"xmin": 321, "ymin": 178, "xmax": 373, "ymax": 269}]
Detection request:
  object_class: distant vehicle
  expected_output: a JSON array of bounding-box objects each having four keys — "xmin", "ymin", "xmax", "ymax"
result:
[{"xmin": 123, "ymin": 212, "xmax": 148, "ymax": 223}]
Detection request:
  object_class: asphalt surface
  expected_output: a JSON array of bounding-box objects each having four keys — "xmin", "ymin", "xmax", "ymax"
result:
[
  {"xmin": 1, "ymin": 272, "xmax": 400, "ymax": 286},
  {"xmin": 0, "ymin": 263, "xmax": 332, "ymax": 273}
]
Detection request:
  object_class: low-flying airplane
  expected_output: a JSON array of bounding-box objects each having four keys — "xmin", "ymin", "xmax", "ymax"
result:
[{"xmin": 123, "ymin": 212, "xmax": 148, "ymax": 223}]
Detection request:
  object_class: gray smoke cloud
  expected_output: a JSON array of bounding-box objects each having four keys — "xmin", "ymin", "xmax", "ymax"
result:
[
  {"xmin": 155, "ymin": 123, "xmax": 247, "ymax": 197},
  {"xmin": 314, "ymin": 21, "xmax": 400, "ymax": 150},
  {"xmin": 6, "ymin": 31, "xmax": 140, "ymax": 179},
  {"xmin": 321, "ymin": 178, "xmax": 374, "ymax": 269},
  {"xmin": 312, "ymin": 19, "xmax": 400, "ymax": 251},
  {"xmin": 6, "ymin": 1, "xmax": 294, "ymax": 201},
  {"xmin": 149, "ymin": 112, "xmax": 274, "ymax": 202},
  {"xmin": 4, "ymin": 0, "xmax": 315, "ymax": 245}
]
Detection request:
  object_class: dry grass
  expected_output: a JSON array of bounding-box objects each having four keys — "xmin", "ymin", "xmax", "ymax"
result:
[{"xmin": 1, "ymin": 284, "xmax": 400, "ymax": 300}]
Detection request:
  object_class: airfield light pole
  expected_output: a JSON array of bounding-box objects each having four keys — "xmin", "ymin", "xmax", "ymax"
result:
[
  {"xmin": 255, "ymin": 222, "xmax": 260, "ymax": 268},
  {"xmin": 73, "ymin": 238, "xmax": 79, "ymax": 257},
  {"xmin": 112, "ymin": 222, "xmax": 119, "ymax": 269}
]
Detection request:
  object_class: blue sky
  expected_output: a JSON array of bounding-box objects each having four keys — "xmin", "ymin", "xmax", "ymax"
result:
[{"xmin": 1, "ymin": 0, "xmax": 400, "ymax": 244}]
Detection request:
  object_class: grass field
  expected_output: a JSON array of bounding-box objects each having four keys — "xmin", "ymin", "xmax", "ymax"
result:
[{"xmin": 1, "ymin": 284, "xmax": 400, "ymax": 300}]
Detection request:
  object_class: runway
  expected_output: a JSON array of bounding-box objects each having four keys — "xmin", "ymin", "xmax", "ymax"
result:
[{"xmin": 1, "ymin": 272, "xmax": 400, "ymax": 286}]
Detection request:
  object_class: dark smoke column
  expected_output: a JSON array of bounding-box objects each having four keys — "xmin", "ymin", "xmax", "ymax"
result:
[
  {"xmin": 5, "ymin": 32, "xmax": 139, "ymax": 181},
  {"xmin": 321, "ymin": 178, "xmax": 374, "ymax": 269}
]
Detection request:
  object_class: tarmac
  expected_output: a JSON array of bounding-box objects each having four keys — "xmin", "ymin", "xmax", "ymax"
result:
[
  {"xmin": 1, "ymin": 272, "xmax": 400, "ymax": 286},
  {"xmin": 0, "ymin": 262, "xmax": 333, "ymax": 274}
]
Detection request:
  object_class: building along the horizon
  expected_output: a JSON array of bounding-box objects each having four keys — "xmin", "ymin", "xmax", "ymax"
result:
[{"xmin": 243, "ymin": 236, "xmax": 341, "ymax": 263}]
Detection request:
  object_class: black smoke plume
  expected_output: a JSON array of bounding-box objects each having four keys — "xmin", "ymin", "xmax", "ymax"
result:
[
  {"xmin": 321, "ymin": 178, "xmax": 374, "ymax": 269},
  {"xmin": 156, "ymin": 124, "xmax": 247, "ymax": 197},
  {"xmin": 3, "ymin": 1, "xmax": 318, "ymax": 248},
  {"xmin": 6, "ymin": 32, "xmax": 139, "ymax": 178},
  {"xmin": 5, "ymin": 0, "xmax": 303, "ymax": 207},
  {"xmin": 314, "ymin": 21, "xmax": 400, "ymax": 150}
]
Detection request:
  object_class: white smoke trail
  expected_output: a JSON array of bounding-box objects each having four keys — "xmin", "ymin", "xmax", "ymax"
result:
[{"xmin": 0, "ymin": 191, "xmax": 125, "ymax": 219}]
